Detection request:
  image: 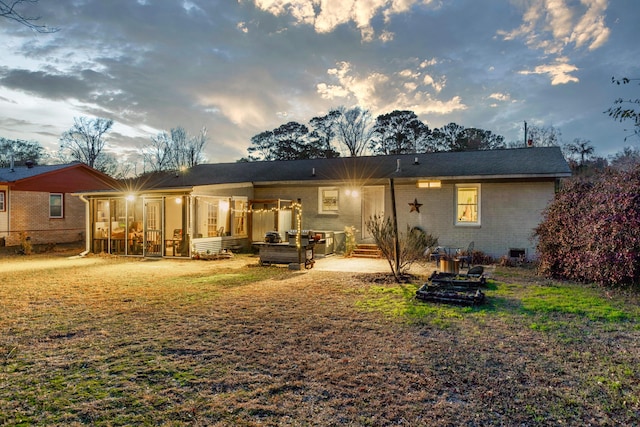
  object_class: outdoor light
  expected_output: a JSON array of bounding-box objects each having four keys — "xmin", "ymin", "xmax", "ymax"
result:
[
  {"xmin": 126, "ymin": 194, "xmax": 135, "ymax": 201},
  {"xmin": 175, "ymin": 197, "xmax": 182, "ymax": 204}
]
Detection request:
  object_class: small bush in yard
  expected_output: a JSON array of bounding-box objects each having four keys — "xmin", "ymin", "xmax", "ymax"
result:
[
  {"xmin": 18, "ymin": 232, "xmax": 32, "ymax": 255},
  {"xmin": 535, "ymin": 165, "xmax": 640, "ymax": 289},
  {"xmin": 365, "ymin": 214, "xmax": 437, "ymax": 281}
]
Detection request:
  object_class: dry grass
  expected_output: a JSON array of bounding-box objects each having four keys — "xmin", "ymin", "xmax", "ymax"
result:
[{"xmin": 1, "ymin": 251, "xmax": 639, "ymax": 426}]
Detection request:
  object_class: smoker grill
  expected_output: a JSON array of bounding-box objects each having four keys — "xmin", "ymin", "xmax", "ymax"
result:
[{"xmin": 264, "ymin": 231, "xmax": 282, "ymax": 243}]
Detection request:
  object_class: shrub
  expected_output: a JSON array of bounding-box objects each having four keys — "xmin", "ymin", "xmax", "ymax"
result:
[
  {"xmin": 365, "ymin": 214, "xmax": 437, "ymax": 282},
  {"xmin": 471, "ymin": 250, "xmax": 494, "ymax": 266},
  {"xmin": 535, "ymin": 166, "xmax": 640, "ymax": 289},
  {"xmin": 18, "ymin": 232, "xmax": 32, "ymax": 255},
  {"xmin": 344, "ymin": 225, "xmax": 356, "ymax": 256}
]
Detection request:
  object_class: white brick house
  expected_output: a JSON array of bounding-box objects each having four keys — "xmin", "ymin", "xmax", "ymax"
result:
[{"xmin": 78, "ymin": 147, "xmax": 571, "ymax": 259}]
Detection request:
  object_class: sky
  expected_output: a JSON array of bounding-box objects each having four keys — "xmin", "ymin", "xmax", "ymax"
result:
[{"xmin": 0, "ymin": 0, "xmax": 639, "ymax": 170}]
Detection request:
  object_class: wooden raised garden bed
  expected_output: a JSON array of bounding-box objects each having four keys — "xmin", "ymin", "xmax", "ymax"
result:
[{"xmin": 415, "ymin": 268, "xmax": 486, "ymax": 306}]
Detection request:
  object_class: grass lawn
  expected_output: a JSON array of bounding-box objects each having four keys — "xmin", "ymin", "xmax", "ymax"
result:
[{"xmin": 1, "ymin": 252, "xmax": 639, "ymax": 426}]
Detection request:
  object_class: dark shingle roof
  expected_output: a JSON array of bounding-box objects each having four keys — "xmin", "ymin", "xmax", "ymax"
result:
[
  {"xmin": 0, "ymin": 163, "xmax": 81, "ymax": 183},
  {"xmin": 129, "ymin": 147, "xmax": 571, "ymax": 191}
]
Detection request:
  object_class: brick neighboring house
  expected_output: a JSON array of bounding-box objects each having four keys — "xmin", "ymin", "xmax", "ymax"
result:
[{"xmin": 0, "ymin": 162, "xmax": 118, "ymax": 247}]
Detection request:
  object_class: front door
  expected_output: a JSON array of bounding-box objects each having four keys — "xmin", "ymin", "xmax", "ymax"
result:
[
  {"xmin": 361, "ymin": 186, "xmax": 385, "ymax": 240},
  {"xmin": 144, "ymin": 199, "xmax": 163, "ymax": 257}
]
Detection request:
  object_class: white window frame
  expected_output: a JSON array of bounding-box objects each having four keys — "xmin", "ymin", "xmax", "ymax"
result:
[
  {"xmin": 455, "ymin": 184, "xmax": 480, "ymax": 226},
  {"xmin": 50, "ymin": 193, "xmax": 64, "ymax": 218},
  {"xmin": 0, "ymin": 191, "xmax": 5, "ymax": 212},
  {"xmin": 318, "ymin": 187, "xmax": 339, "ymax": 214}
]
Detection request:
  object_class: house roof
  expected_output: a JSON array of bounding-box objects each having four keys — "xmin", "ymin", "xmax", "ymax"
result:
[
  {"xmin": 0, "ymin": 162, "xmax": 119, "ymax": 192},
  {"xmin": 125, "ymin": 146, "xmax": 571, "ymax": 192},
  {"xmin": 0, "ymin": 162, "xmax": 80, "ymax": 183}
]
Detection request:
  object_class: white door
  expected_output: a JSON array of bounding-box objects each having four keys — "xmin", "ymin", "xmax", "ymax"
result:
[
  {"xmin": 361, "ymin": 186, "xmax": 385, "ymax": 240},
  {"xmin": 144, "ymin": 199, "xmax": 163, "ymax": 257}
]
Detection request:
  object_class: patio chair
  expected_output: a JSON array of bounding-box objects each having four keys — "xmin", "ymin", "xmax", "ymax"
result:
[
  {"xmin": 457, "ymin": 241, "xmax": 474, "ymax": 269},
  {"xmin": 429, "ymin": 246, "xmax": 448, "ymax": 264}
]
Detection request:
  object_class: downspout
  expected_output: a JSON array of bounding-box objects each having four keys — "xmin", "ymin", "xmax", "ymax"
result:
[{"xmin": 78, "ymin": 194, "xmax": 91, "ymax": 256}]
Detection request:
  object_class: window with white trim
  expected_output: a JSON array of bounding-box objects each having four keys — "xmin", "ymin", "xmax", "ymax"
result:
[
  {"xmin": 50, "ymin": 193, "xmax": 63, "ymax": 218},
  {"xmin": 318, "ymin": 187, "xmax": 339, "ymax": 214},
  {"xmin": 455, "ymin": 184, "xmax": 480, "ymax": 225},
  {"xmin": 0, "ymin": 191, "xmax": 5, "ymax": 211}
]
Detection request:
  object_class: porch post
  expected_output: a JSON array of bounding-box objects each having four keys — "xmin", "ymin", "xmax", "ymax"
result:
[{"xmin": 389, "ymin": 178, "xmax": 400, "ymax": 273}]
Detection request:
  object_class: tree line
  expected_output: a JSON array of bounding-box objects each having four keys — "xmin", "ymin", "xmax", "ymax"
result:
[
  {"xmin": 0, "ymin": 118, "xmax": 208, "ymax": 178},
  {"xmin": 243, "ymin": 108, "xmax": 509, "ymax": 162}
]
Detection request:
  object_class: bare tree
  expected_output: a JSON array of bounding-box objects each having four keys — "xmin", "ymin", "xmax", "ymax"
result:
[
  {"xmin": 182, "ymin": 126, "xmax": 208, "ymax": 168},
  {"xmin": 59, "ymin": 116, "xmax": 114, "ymax": 169},
  {"xmin": 526, "ymin": 124, "xmax": 562, "ymax": 147},
  {"xmin": 334, "ymin": 106, "xmax": 374, "ymax": 157},
  {"xmin": 142, "ymin": 126, "xmax": 208, "ymax": 171},
  {"xmin": 142, "ymin": 131, "xmax": 173, "ymax": 172},
  {"xmin": 564, "ymin": 138, "xmax": 595, "ymax": 166},
  {"xmin": 1, "ymin": 0, "xmax": 58, "ymax": 32}
]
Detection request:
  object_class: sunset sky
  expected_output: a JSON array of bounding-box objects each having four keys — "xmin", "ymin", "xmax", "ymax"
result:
[{"xmin": 1, "ymin": 0, "xmax": 638, "ymax": 168}]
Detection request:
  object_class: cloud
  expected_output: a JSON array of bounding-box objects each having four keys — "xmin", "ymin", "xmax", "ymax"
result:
[
  {"xmin": 499, "ymin": 0, "xmax": 610, "ymax": 53},
  {"xmin": 498, "ymin": 0, "xmax": 610, "ymax": 84},
  {"xmin": 488, "ymin": 92, "xmax": 511, "ymax": 102},
  {"xmin": 250, "ymin": 0, "xmax": 437, "ymax": 42},
  {"xmin": 0, "ymin": 68, "xmax": 91, "ymax": 100},
  {"xmin": 570, "ymin": 0, "xmax": 610, "ymax": 50},
  {"xmin": 518, "ymin": 57, "xmax": 579, "ymax": 85},
  {"xmin": 316, "ymin": 60, "xmax": 465, "ymax": 115}
]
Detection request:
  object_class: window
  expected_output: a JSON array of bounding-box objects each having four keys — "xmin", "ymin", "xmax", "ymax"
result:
[
  {"xmin": 50, "ymin": 193, "xmax": 63, "ymax": 218},
  {"xmin": 0, "ymin": 191, "xmax": 5, "ymax": 211},
  {"xmin": 195, "ymin": 196, "xmax": 232, "ymax": 238},
  {"xmin": 318, "ymin": 187, "xmax": 339, "ymax": 213},
  {"xmin": 455, "ymin": 184, "xmax": 480, "ymax": 225}
]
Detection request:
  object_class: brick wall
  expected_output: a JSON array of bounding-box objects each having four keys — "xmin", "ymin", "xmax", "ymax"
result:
[
  {"xmin": 6, "ymin": 191, "xmax": 86, "ymax": 246},
  {"xmin": 394, "ymin": 181, "xmax": 556, "ymax": 259}
]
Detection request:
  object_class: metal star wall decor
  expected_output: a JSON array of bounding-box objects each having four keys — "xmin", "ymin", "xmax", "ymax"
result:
[{"xmin": 409, "ymin": 198, "xmax": 423, "ymax": 213}]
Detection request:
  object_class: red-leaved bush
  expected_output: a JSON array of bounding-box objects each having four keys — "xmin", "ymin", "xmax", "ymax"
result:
[{"xmin": 535, "ymin": 166, "xmax": 640, "ymax": 289}]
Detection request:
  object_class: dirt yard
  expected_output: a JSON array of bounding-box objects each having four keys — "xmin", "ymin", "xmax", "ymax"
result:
[{"xmin": 1, "ymin": 251, "xmax": 638, "ymax": 426}]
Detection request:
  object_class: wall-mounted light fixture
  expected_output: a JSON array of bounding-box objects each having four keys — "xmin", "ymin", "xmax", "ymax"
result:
[{"xmin": 344, "ymin": 189, "xmax": 360, "ymax": 198}]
